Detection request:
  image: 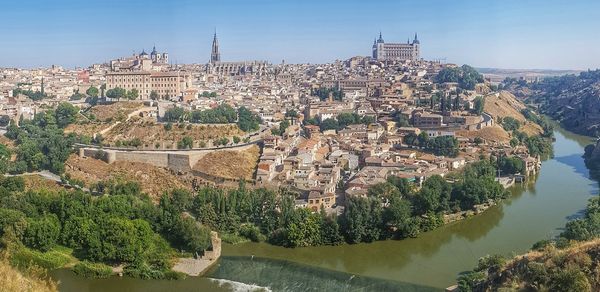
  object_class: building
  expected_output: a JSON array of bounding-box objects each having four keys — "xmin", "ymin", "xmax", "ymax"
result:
[
  {"xmin": 372, "ymin": 32, "xmax": 420, "ymax": 62},
  {"xmin": 105, "ymin": 71, "xmax": 193, "ymax": 100},
  {"xmin": 110, "ymin": 46, "xmax": 169, "ymax": 72},
  {"xmin": 206, "ymin": 32, "xmax": 269, "ymax": 76}
]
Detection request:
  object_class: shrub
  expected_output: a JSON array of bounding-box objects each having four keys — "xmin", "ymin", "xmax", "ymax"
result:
[{"xmin": 73, "ymin": 261, "xmax": 113, "ymax": 279}]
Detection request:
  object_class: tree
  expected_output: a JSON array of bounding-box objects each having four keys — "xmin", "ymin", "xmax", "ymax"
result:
[
  {"xmin": 233, "ymin": 136, "xmax": 241, "ymax": 144},
  {"xmin": 473, "ymin": 96, "xmax": 485, "ymax": 115},
  {"xmin": 177, "ymin": 136, "xmax": 194, "ymax": 149},
  {"xmin": 127, "ymin": 89, "xmax": 139, "ymax": 100},
  {"xmin": 23, "ymin": 215, "xmax": 61, "ymax": 252},
  {"xmin": 106, "ymin": 87, "xmax": 126, "ymax": 100},
  {"xmin": 86, "ymin": 86, "xmax": 99, "ymax": 98},
  {"xmin": 319, "ymin": 118, "xmax": 339, "ymax": 131},
  {"xmin": 150, "ymin": 91, "xmax": 159, "ymax": 100},
  {"xmin": 163, "ymin": 107, "xmax": 186, "ymax": 122},
  {"xmin": 55, "ymin": 102, "xmax": 79, "ymax": 128}
]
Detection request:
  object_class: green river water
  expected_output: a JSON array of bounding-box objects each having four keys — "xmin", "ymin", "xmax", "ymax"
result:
[{"xmin": 50, "ymin": 127, "xmax": 598, "ymax": 291}]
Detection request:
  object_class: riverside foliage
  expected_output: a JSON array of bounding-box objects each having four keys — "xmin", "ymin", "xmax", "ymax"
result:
[
  {"xmin": 192, "ymin": 160, "xmax": 506, "ymax": 247},
  {"xmin": 0, "ymin": 178, "xmax": 212, "ymax": 280}
]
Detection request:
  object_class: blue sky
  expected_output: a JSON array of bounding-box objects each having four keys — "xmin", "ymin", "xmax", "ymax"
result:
[{"xmin": 1, "ymin": 0, "xmax": 599, "ymax": 69}]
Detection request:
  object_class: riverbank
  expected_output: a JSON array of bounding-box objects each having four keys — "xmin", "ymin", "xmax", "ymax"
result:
[
  {"xmin": 48, "ymin": 126, "xmax": 597, "ymax": 291},
  {"xmin": 219, "ymin": 127, "xmax": 597, "ymax": 289}
]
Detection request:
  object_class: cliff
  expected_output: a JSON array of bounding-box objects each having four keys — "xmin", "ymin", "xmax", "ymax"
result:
[{"xmin": 505, "ymin": 70, "xmax": 600, "ymax": 137}]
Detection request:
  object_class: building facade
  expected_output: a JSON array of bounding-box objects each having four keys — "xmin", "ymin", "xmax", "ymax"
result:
[
  {"xmin": 110, "ymin": 46, "xmax": 169, "ymax": 71},
  {"xmin": 105, "ymin": 71, "xmax": 193, "ymax": 100},
  {"xmin": 372, "ymin": 32, "xmax": 420, "ymax": 62},
  {"xmin": 206, "ymin": 32, "xmax": 269, "ymax": 76}
]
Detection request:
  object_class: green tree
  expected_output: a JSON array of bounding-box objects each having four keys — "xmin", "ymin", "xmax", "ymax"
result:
[
  {"xmin": 473, "ymin": 96, "xmax": 485, "ymax": 115},
  {"xmin": 23, "ymin": 214, "xmax": 61, "ymax": 252},
  {"xmin": 86, "ymin": 86, "xmax": 99, "ymax": 97},
  {"xmin": 55, "ymin": 102, "xmax": 79, "ymax": 128},
  {"xmin": 150, "ymin": 91, "xmax": 159, "ymax": 100}
]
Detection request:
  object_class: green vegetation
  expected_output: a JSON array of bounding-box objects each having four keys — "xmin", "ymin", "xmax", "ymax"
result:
[
  {"xmin": 472, "ymin": 96, "xmax": 485, "ymax": 115},
  {"xmin": 4, "ymin": 102, "xmax": 78, "ymax": 174},
  {"xmin": 458, "ymin": 197, "xmax": 600, "ymax": 291},
  {"xmin": 13, "ymin": 88, "xmax": 49, "ymax": 101},
  {"xmin": 105, "ymin": 87, "xmax": 138, "ymax": 100},
  {"xmin": 163, "ymin": 105, "xmax": 261, "ymax": 133},
  {"xmin": 192, "ymin": 162, "xmax": 505, "ymax": 247},
  {"xmin": 500, "ymin": 116, "xmax": 521, "ymax": 131},
  {"xmin": 199, "ymin": 91, "xmax": 217, "ymax": 98},
  {"xmin": 72, "ymin": 261, "xmax": 113, "ymax": 279},
  {"xmin": 404, "ymin": 133, "xmax": 459, "ymax": 157},
  {"xmin": 86, "ymin": 86, "xmax": 99, "ymax": 98},
  {"xmin": 0, "ymin": 178, "xmax": 212, "ymax": 280},
  {"xmin": 312, "ymin": 87, "xmax": 344, "ymax": 101},
  {"xmin": 177, "ymin": 136, "xmax": 194, "ymax": 149},
  {"xmin": 496, "ymin": 155, "xmax": 525, "ymax": 175},
  {"xmin": 435, "ymin": 65, "xmax": 484, "ymax": 90},
  {"xmin": 318, "ymin": 113, "xmax": 375, "ymax": 132}
]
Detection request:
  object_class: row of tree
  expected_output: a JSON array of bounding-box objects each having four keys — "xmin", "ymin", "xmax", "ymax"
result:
[
  {"xmin": 404, "ymin": 132, "xmax": 460, "ymax": 157},
  {"xmin": 163, "ymin": 105, "xmax": 261, "ymax": 133},
  {"xmin": 189, "ymin": 160, "xmax": 506, "ymax": 247}
]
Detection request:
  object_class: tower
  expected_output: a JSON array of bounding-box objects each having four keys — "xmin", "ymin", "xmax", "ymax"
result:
[
  {"xmin": 372, "ymin": 38, "xmax": 377, "ymax": 59},
  {"xmin": 210, "ymin": 30, "xmax": 221, "ymax": 63},
  {"xmin": 412, "ymin": 33, "xmax": 420, "ymax": 60}
]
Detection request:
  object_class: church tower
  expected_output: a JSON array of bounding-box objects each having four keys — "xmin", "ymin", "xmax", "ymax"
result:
[{"xmin": 210, "ymin": 31, "xmax": 221, "ymax": 63}]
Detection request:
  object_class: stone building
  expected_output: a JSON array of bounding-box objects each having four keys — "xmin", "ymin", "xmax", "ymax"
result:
[
  {"xmin": 206, "ymin": 32, "xmax": 269, "ymax": 76},
  {"xmin": 110, "ymin": 46, "xmax": 169, "ymax": 72},
  {"xmin": 372, "ymin": 32, "xmax": 420, "ymax": 62},
  {"xmin": 105, "ymin": 71, "xmax": 194, "ymax": 100}
]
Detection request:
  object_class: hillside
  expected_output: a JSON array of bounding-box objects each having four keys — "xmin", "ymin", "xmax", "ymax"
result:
[
  {"xmin": 484, "ymin": 91, "xmax": 543, "ymax": 136},
  {"xmin": 0, "ymin": 260, "xmax": 57, "ymax": 292},
  {"xmin": 65, "ymin": 154, "xmax": 192, "ymax": 201},
  {"xmin": 504, "ymin": 69, "xmax": 600, "ymax": 137},
  {"xmin": 465, "ymin": 239, "xmax": 600, "ymax": 291},
  {"xmin": 193, "ymin": 145, "xmax": 260, "ymax": 180}
]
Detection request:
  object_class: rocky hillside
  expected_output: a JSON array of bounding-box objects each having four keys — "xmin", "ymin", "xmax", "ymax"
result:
[
  {"xmin": 503, "ymin": 69, "xmax": 600, "ymax": 137},
  {"xmin": 484, "ymin": 91, "xmax": 543, "ymax": 136},
  {"xmin": 458, "ymin": 196, "xmax": 600, "ymax": 291}
]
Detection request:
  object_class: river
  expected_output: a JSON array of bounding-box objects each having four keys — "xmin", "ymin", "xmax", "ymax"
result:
[{"xmin": 51, "ymin": 127, "xmax": 597, "ymax": 291}]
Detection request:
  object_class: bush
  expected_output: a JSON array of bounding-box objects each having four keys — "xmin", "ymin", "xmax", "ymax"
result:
[
  {"xmin": 23, "ymin": 215, "xmax": 61, "ymax": 252},
  {"xmin": 220, "ymin": 233, "xmax": 249, "ymax": 245},
  {"xmin": 11, "ymin": 246, "xmax": 72, "ymax": 270},
  {"xmin": 73, "ymin": 261, "xmax": 113, "ymax": 279},
  {"xmin": 532, "ymin": 239, "xmax": 552, "ymax": 251},
  {"xmin": 239, "ymin": 224, "xmax": 263, "ymax": 242}
]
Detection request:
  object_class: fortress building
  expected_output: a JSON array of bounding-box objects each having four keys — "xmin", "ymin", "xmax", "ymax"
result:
[{"xmin": 372, "ymin": 32, "xmax": 420, "ymax": 62}]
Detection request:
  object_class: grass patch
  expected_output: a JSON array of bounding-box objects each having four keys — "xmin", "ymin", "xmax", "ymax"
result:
[
  {"xmin": 72, "ymin": 261, "xmax": 113, "ymax": 279},
  {"xmin": 220, "ymin": 233, "xmax": 250, "ymax": 245},
  {"xmin": 10, "ymin": 245, "xmax": 75, "ymax": 270}
]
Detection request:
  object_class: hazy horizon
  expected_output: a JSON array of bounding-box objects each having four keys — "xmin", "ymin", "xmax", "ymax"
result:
[{"xmin": 2, "ymin": 0, "xmax": 599, "ymax": 70}]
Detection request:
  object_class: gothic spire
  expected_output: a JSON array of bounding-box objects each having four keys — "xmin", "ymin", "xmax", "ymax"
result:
[{"xmin": 210, "ymin": 29, "xmax": 220, "ymax": 63}]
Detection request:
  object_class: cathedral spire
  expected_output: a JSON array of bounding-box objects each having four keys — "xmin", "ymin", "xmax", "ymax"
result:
[
  {"xmin": 413, "ymin": 32, "xmax": 420, "ymax": 44},
  {"xmin": 210, "ymin": 29, "xmax": 221, "ymax": 63}
]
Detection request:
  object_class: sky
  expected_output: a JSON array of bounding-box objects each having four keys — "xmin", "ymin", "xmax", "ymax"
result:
[{"xmin": 1, "ymin": 0, "xmax": 599, "ymax": 70}]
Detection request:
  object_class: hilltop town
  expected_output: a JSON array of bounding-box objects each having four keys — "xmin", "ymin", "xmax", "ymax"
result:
[{"xmin": 0, "ymin": 32, "xmax": 549, "ymax": 211}]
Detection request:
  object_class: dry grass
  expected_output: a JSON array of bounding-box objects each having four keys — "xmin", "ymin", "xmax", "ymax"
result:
[
  {"xmin": 65, "ymin": 154, "xmax": 192, "ymax": 201},
  {"xmin": 64, "ymin": 123, "xmax": 107, "ymax": 137},
  {"xmin": 0, "ymin": 260, "xmax": 57, "ymax": 292},
  {"xmin": 22, "ymin": 175, "xmax": 64, "ymax": 192},
  {"xmin": 484, "ymin": 91, "xmax": 527, "ymax": 122},
  {"xmin": 484, "ymin": 91, "xmax": 542, "ymax": 136},
  {"xmin": 193, "ymin": 145, "xmax": 260, "ymax": 180},
  {"xmin": 88, "ymin": 101, "xmax": 143, "ymax": 122},
  {"xmin": 104, "ymin": 119, "xmax": 243, "ymax": 146},
  {"xmin": 457, "ymin": 124, "xmax": 511, "ymax": 144}
]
